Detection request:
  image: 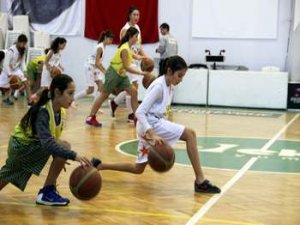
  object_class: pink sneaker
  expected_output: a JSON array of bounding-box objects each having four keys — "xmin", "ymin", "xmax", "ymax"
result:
[{"xmin": 86, "ymin": 115, "xmax": 102, "ymax": 127}]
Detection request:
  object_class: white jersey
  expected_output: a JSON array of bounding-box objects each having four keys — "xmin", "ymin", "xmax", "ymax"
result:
[
  {"xmin": 47, "ymin": 51, "xmax": 61, "ymax": 67},
  {"xmin": 3, "ymin": 45, "xmax": 26, "ymax": 74},
  {"xmin": 121, "ymin": 22, "xmax": 142, "ymax": 54},
  {"xmin": 136, "ymin": 76, "xmax": 174, "ymax": 133},
  {"xmin": 135, "ymin": 76, "xmax": 184, "ymax": 163},
  {"xmin": 41, "ymin": 50, "xmax": 62, "ymax": 87},
  {"xmin": 0, "ymin": 46, "xmax": 27, "ymax": 87},
  {"xmin": 86, "ymin": 42, "xmax": 105, "ymax": 66}
]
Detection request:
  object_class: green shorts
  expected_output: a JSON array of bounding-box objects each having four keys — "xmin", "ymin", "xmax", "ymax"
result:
[
  {"xmin": 0, "ymin": 137, "xmax": 50, "ymax": 191},
  {"xmin": 104, "ymin": 66, "xmax": 132, "ymax": 94}
]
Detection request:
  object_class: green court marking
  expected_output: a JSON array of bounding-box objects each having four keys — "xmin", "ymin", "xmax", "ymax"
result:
[{"xmin": 118, "ymin": 137, "xmax": 300, "ymax": 173}]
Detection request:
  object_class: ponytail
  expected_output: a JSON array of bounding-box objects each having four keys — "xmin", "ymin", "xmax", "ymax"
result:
[
  {"xmin": 98, "ymin": 30, "xmax": 114, "ymax": 43},
  {"xmin": 20, "ymin": 88, "xmax": 50, "ymax": 135},
  {"xmin": 118, "ymin": 27, "xmax": 139, "ymax": 48}
]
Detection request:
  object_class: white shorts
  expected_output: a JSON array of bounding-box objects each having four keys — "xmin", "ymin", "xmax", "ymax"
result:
[
  {"xmin": 85, "ymin": 65, "xmax": 104, "ymax": 87},
  {"xmin": 136, "ymin": 118, "xmax": 185, "ymax": 164},
  {"xmin": 127, "ymin": 63, "xmax": 140, "ymax": 83},
  {"xmin": 40, "ymin": 65, "xmax": 52, "ymax": 88},
  {"xmin": 0, "ymin": 68, "xmax": 26, "ymax": 88}
]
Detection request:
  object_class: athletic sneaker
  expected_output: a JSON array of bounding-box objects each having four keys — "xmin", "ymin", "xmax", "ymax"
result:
[
  {"xmin": 86, "ymin": 115, "xmax": 102, "ymax": 127},
  {"xmin": 194, "ymin": 180, "xmax": 221, "ymax": 193},
  {"xmin": 2, "ymin": 98, "xmax": 14, "ymax": 105},
  {"xmin": 91, "ymin": 157, "xmax": 102, "ymax": 168},
  {"xmin": 109, "ymin": 100, "xmax": 118, "ymax": 117},
  {"xmin": 127, "ymin": 113, "xmax": 135, "ymax": 123},
  {"xmin": 36, "ymin": 185, "xmax": 70, "ymax": 206}
]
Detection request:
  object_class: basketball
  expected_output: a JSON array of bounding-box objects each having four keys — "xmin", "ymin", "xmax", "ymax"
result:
[
  {"xmin": 9, "ymin": 75, "xmax": 22, "ymax": 90},
  {"xmin": 142, "ymin": 73, "xmax": 156, "ymax": 89},
  {"xmin": 69, "ymin": 166, "xmax": 102, "ymax": 200},
  {"xmin": 148, "ymin": 142, "xmax": 175, "ymax": 173},
  {"xmin": 51, "ymin": 67, "xmax": 61, "ymax": 77},
  {"xmin": 141, "ymin": 58, "xmax": 154, "ymax": 72}
]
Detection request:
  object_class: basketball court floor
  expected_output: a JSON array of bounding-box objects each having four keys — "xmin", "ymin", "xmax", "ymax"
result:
[{"xmin": 0, "ymin": 98, "xmax": 299, "ymax": 225}]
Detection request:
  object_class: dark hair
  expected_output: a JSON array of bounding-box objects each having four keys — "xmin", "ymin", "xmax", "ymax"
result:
[
  {"xmin": 44, "ymin": 48, "xmax": 50, "ymax": 55},
  {"xmin": 50, "ymin": 37, "xmax": 67, "ymax": 54},
  {"xmin": 160, "ymin": 56, "xmax": 187, "ymax": 76},
  {"xmin": 118, "ymin": 27, "xmax": 139, "ymax": 48},
  {"xmin": 17, "ymin": 34, "xmax": 28, "ymax": 43},
  {"xmin": 20, "ymin": 74, "xmax": 73, "ymax": 135},
  {"xmin": 98, "ymin": 30, "xmax": 114, "ymax": 43},
  {"xmin": 0, "ymin": 50, "xmax": 4, "ymax": 62},
  {"xmin": 160, "ymin": 23, "xmax": 170, "ymax": 31},
  {"xmin": 127, "ymin": 6, "xmax": 139, "ymax": 22}
]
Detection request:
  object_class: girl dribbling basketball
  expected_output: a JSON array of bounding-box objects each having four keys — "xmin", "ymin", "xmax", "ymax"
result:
[
  {"xmin": 0, "ymin": 75, "xmax": 92, "ymax": 206},
  {"xmin": 92, "ymin": 56, "xmax": 221, "ymax": 194}
]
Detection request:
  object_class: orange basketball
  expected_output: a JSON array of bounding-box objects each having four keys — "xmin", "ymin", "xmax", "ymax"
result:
[
  {"xmin": 141, "ymin": 58, "xmax": 154, "ymax": 72},
  {"xmin": 69, "ymin": 166, "xmax": 102, "ymax": 200},
  {"xmin": 51, "ymin": 67, "xmax": 61, "ymax": 77},
  {"xmin": 142, "ymin": 73, "xmax": 156, "ymax": 89},
  {"xmin": 9, "ymin": 75, "xmax": 22, "ymax": 90},
  {"xmin": 148, "ymin": 142, "xmax": 175, "ymax": 173}
]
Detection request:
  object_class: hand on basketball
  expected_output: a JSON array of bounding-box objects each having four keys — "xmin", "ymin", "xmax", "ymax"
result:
[
  {"xmin": 142, "ymin": 71, "xmax": 150, "ymax": 76},
  {"xmin": 144, "ymin": 129, "xmax": 164, "ymax": 146},
  {"xmin": 138, "ymin": 55, "xmax": 147, "ymax": 60},
  {"xmin": 75, "ymin": 155, "xmax": 93, "ymax": 168}
]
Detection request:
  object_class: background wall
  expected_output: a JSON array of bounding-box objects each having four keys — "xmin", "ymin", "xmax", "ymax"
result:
[
  {"xmin": 0, "ymin": 0, "xmax": 294, "ymax": 91},
  {"xmin": 294, "ymin": 0, "xmax": 300, "ymax": 29}
]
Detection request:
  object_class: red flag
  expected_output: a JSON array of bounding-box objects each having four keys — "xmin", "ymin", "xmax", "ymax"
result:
[{"xmin": 85, "ymin": 0, "xmax": 159, "ymax": 44}]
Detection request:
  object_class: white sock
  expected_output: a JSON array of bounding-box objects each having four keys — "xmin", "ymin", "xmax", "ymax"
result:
[
  {"xmin": 74, "ymin": 90, "xmax": 88, "ymax": 101},
  {"xmin": 14, "ymin": 90, "xmax": 19, "ymax": 98},
  {"xmin": 126, "ymin": 95, "xmax": 133, "ymax": 114},
  {"xmin": 114, "ymin": 91, "xmax": 126, "ymax": 105}
]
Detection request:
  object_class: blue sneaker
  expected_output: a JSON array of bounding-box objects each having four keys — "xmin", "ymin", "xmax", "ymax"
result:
[{"xmin": 36, "ymin": 185, "xmax": 70, "ymax": 206}]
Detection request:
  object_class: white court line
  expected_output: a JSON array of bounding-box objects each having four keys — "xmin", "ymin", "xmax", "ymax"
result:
[{"xmin": 185, "ymin": 114, "xmax": 300, "ymax": 225}]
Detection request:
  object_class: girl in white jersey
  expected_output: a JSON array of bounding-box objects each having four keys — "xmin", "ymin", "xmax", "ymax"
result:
[
  {"xmin": 110, "ymin": 6, "xmax": 147, "ymax": 122},
  {"xmin": 41, "ymin": 37, "xmax": 67, "ymax": 88},
  {"xmin": 0, "ymin": 34, "xmax": 32, "ymax": 106},
  {"xmin": 92, "ymin": 56, "xmax": 221, "ymax": 194},
  {"xmin": 73, "ymin": 30, "xmax": 114, "ymax": 105}
]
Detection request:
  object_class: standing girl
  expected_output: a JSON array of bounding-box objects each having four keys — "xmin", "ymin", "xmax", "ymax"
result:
[
  {"xmin": 92, "ymin": 56, "xmax": 221, "ymax": 193},
  {"xmin": 0, "ymin": 74, "xmax": 92, "ymax": 206},
  {"xmin": 40, "ymin": 37, "xmax": 67, "ymax": 88},
  {"xmin": 86, "ymin": 27, "xmax": 149, "ymax": 127},
  {"xmin": 73, "ymin": 30, "xmax": 114, "ymax": 104},
  {"xmin": 110, "ymin": 6, "xmax": 146, "ymax": 122}
]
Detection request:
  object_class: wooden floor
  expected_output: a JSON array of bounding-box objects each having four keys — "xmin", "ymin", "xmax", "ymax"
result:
[{"xmin": 0, "ymin": 98, "xmax": 300, "ymax": 225}]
